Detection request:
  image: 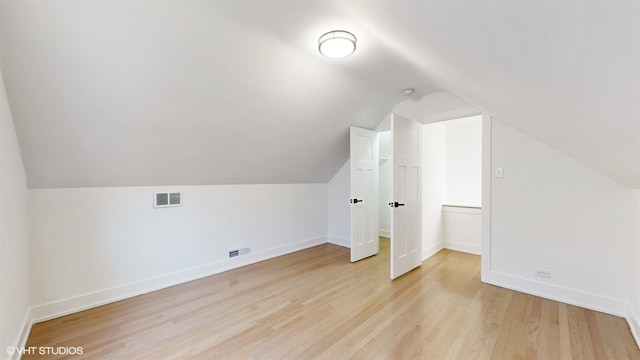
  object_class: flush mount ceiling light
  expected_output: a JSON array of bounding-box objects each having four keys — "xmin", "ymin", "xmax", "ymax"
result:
[{"xmin": 318, "ymin": 30, "xmax": 357, "ymax": 58}]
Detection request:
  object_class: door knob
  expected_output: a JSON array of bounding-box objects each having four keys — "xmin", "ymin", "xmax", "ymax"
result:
[
  {"xmin": 388, "ymin": 201, "xmax": 405, "ymax": 208},
  {"xmin": 350, "ymin": 198, "xmax": 363, "ymax": 204}
]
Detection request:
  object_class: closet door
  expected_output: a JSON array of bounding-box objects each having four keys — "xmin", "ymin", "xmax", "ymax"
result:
[
  {"xmin": 350, "ymin": 126, "xmax": 379, "ymax": 262},
  {"xmin": 389, "ymin": 114, "xmax": 422, "ymax": 279}
]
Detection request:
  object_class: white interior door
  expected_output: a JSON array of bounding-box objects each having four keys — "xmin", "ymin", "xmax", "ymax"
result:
[
  {"xmin": 350, "ymin": 126, "xmax": 379, "ymax": 262},
  {"xmin": 390, "ymin": 114, "xmax": 422, "ymax": 279}
]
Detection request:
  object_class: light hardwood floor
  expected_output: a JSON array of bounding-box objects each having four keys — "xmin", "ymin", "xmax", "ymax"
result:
[{"xmin": 25, "ymin": 239, "xmax": 640, "ymax": 359}]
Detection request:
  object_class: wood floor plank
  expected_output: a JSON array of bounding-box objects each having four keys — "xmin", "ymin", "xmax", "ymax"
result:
[
  {"xmin": 568, "ymin": 305, "xmax": 596, "ymax": 359},
  {"xmin": 24, "ymin": 239, "xmax": 640, "ymax": 359},
  {"xmin": 559, "ymin": 302, "xmax": 574, "ymax": 360}
]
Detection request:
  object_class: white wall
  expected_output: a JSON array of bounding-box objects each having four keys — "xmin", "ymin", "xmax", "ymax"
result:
[
  {"xmin": 29, "ymin": 184, "xmax": 327, "ymax": 321},
  {"xmin": 327, "ymin": 161, "xmax": 350, "ymax": 248},
  {"xmin": 378, "ymin": 132, "xmax": 391, "ymax": 237},
  {"xmin": 421, "ymin": 122, "xmax": 446, "ymax": 259},
  {"xmin": 486, "ymin": 118, "xmax": 632, "ymax": 315},
  {"xmin": 444, "ymin": 115, "xmax": 482, "ymax": 207},
  {"xmin": 0, "ymin": 70, "xmax": 31, "ymax": 359}
]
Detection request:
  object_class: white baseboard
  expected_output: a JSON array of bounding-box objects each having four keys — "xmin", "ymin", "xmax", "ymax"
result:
[
  {"xmin": 443, "ymin": 241, "xmax": 481, "ymax": 255},
  {"xmin": 628, "ymin": 304, "xmax": 640, "ymax": 350},
  {"xmin": 422, "ymin": 241, "xmax": 444, "ymax": 261},
  {"xmin": 484, "ymin": 270, "xmax": 628, "ymax": 317},
  {"xmin": 379, "ymin": 229, "xmax": 390, "ymax": 238},
  {"xmin": 328, "ymin": 236, "xmax": 350, "ymax": 248},
  {"xmin": 8, "ymin": 308, "xmax": 32, "ymax": 360},
  {"xmin": 31, "ymin": 236, "xmax": 327, "ymax": 323}
]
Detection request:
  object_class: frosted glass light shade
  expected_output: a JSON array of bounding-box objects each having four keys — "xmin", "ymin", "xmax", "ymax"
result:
[{"xmin": 318, "ymin": 30, "xmax": 356, "ymax": 58}]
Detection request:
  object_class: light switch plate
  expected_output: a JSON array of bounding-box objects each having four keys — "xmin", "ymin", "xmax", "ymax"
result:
[{"xmin": 495, "ymin": 167, "xmax": 504, "ymax": 178}]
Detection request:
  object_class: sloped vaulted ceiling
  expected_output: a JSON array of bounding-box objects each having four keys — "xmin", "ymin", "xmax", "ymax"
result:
[{"xmin": 0, "ymin": 0, "xmax": 638, "ymax": 189}]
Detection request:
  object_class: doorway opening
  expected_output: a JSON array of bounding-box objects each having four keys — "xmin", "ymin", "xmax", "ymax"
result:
[{"xmin": 375, "ymin": 114, "xmax": 483, "ymax": 276}]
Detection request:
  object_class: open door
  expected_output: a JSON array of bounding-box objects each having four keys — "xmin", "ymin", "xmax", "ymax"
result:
[
  {"xmin": 390, "ymin": 114, "xmax": 422, "ymax": 279},
  {"xmin": 350, "ymin": 126, "xmax": 379, "ymax": 262}
]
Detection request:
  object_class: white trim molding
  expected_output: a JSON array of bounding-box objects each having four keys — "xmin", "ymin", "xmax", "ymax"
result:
[
  {"xmin": 328, "ymin": 236, "xmax": 350, "ymax": 248},
  {"xmin": 480, "ymin": 114, "xmax": 492, "ymax": 283},
  {"xmin": 8, "ymin": 308, "xmax": 32, "ymax": 360},
  {"xmin": 628, "ymin": 304, "xmax": 640, "ymax": 350},
  {"xmin": 30, "ymin": 236, "xmax": 327, "ymax": 323},
  {"xmin": 443, "ymin": 241, "xmax": 481, "ymax": 256},
  {"xmin": 484, "ymin": 270, "xmax": 628, "ymax": 317},
  {"xmin": 422, "ymin": 241, "xmax": 444, "ymax": 262}
]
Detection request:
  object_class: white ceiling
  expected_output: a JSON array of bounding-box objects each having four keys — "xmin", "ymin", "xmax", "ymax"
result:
[{"xmin": 1, "ymin": 0, "xmax": 638, "ymax": 189}]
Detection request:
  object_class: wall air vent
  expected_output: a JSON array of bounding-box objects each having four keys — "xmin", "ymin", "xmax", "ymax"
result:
[
  {"xmin": 229, "ymin": 247, "xmax": 250, "ymax": 258},
  {"xmin": 154, "ymin": 192, "xmax": 182, "ymax": 208}
]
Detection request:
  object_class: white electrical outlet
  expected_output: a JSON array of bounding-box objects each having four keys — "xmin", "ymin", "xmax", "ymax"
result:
[{"xmin": 534, "ymin": 269, "xmax": 551, "ymax": 278}]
